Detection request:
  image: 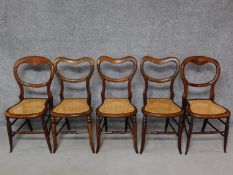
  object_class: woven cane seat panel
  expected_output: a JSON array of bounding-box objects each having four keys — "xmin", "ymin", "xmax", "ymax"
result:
[
  {"xmin": 7, "ymin": 99, "xmax": 47, "ymax": 115},
  {"xmin": 99, "ymin": 98, "xmax": 135, "ymax": 115},
  {"xmin": 52, "ymin": 99, "xmax": 90, "ymax": 114},
  {"xmin": 188, "ymin": 100, "xmax": 227, "ymax": 116},
  {"xmin": 144, "ymin": 98, "xmax": 181, "ymax": 115}
]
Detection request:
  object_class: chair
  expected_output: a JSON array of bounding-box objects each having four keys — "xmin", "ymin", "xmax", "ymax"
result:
[
  {"xmin": 5, "ymin": 56, "xmax": 54, "ymax": 153},
  {"xmin": 96, "ymin": 56, "xmax": 138, "ymax": 153},
  {"xmin": 51, "ymin": 57, "xmax": 95, "ymax": 153},
  {"xmin": 140, "ymin": 56, "xmax": 184, "ymax": 154},
  {"xmin": 181, "ymin": 56, "xmax": 231, "ymax": 154}
]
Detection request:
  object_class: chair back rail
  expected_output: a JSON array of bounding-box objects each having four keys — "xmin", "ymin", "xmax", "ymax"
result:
[
  {"xmin": 140, "ymin": 56, "xmax": 180, "ymax": 105},
  {"xmin": 54, "ymin": 57, "xmax": 94, "ymax": 105},
  {"xmin": 181, "ymin": 56, "xmax": 221, "ymax": 107},
  {"xmin": 97, "ymin": 56, "xmax": 137, "ymax": 102},
  {"xmin": 13, "ymin": 56, "xmax": 54, "ymax": 103}
]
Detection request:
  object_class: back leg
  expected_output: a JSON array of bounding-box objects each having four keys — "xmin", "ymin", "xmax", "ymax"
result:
[
  {"xmin": 96, "ymin": 115, "xmax": 101, "ymax": 153},
  {"xmin": 224, "ymin": 118, "xmax": 230, "ymax": 153},
  {"xmin": 125, "ymin": 118, "xmax": 128, "ymax": 131},
  {"xmin": 65, "ymin": 118, "xmax": 71, "ymax": 130},
  {"xmin": 51, "ymin": 116, "xmax": 57, "ymax": 153},
  {"xmin": 140, "ymin": 115, "xmax": 147, "ymax": 154},
  {"xmin": 132, "ymin": 116, "xmax": 138, "ymax": 153},
  {"xmin": 26, "ymin": 119, "xmax": 33, "ymax": 131},
  {"xmin": 41, "ymin": 117, "xmax": 52, "ymax": 153},
  {"xmin": 185, "ymin": 117, "xmax": 194, "ymax": 155},
  {"xmin": 178, "ymin": 115, "xmax": 184, "ymax": 154},
  {"xmin": 104, "ymin": 118, "xmax": 108, "ymax": 131},
  {"xmin": 165, "ymin": 118, "xmax": 170, "ymax": 132},
  {"xmin": 87, "ymin": 115, "xmax": 95, "ymax": 153},
  {"xmin": 6, "ymin": 118, "xmax": 13, "ymax": 153},
  {"xmin": 201, "ymin": 119, "xmax": 208, "ymax": 132}
]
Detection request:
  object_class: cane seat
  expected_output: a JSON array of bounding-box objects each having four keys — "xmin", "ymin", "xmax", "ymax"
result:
[
  {"xmin": 144, "ymin": 98, "xmax": 182, "ymax": 116},
  {"xmin": 6, "ymin": 99, "xmax": 48, "ymax": 118},
  {"xmin": 98, "ymin": 98, "xmax": 136, "ymax": 116},
  {"xmin": 187, "ymin": 99, "xmax": 229, "ymax": 118},
  {"xmin": 51, "ymin": 98, "xmax": 90, "ymax": 116}
]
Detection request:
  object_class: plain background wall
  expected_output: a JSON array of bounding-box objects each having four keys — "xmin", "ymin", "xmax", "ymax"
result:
[{"xmin": 0, "ymin": 0, "xmax": 233, "ymax": 123}]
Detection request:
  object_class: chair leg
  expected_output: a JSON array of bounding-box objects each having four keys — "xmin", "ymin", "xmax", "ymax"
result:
[
  {"xmin": 201, "ymin": 119, "xmax": 208, "ymax": 132},
  {"xmin": 96, "ymin": 115, "xmax": 101, "ymax": 153},
  {"xmin": 41, "ymin": 117, "xmax": 52, "ymax": 153},
  {"xmin": 104, "ymin": 118, "xmax": 108, "ymax": 131},
  {"xmin": 26, "ymin": 119, "xmax": 33, "ymax": 131},
  {"xmin": 87, "ymin": 115, "xmax": 95, "ymax": 153},
  {"xmin": 65, "ymin": 118, "xmax": 71, "ymax": 130},
  {"xmin": 132, "ymin": 116, "xmax": 138, "ymax": 153},
  {"xmin": 6, "ymin": 118, "xmax": 13, "ymax": 153},
  {"xmin": 165, "ymin": 118, "xmax": 170, "ymax": 132},
  {"xmin": 185, "ymin": 117, "xmax": 194, "ymax": 155},
  {"xmin": 224, "ymin": 117, "xmax": 230, "ymax": 153},
  {"xmin": 178, "ymin": 115, "xmax": 184, "ymax": 154},
  {"xmin": 51, "ymin": 116, "xmax": 57, "ymax": 153},
  {"xmin": 125, "ymin": 118, "xmax": 128, "ymax": 131},
  {"xmin": 140, "ymin": 115, "xmax": 147, "ymax": 154}
]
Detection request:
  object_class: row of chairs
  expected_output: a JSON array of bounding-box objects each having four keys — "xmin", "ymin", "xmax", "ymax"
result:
[{"xmin": 5, "ymin": 55, "xmax": 230, "ymax": 154}]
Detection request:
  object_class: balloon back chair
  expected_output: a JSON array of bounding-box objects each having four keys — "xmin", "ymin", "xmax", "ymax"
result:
[
  {"xmin": 96, "ymin": 56, "xmax": 138, "ymax": 153},
  {"xmin": 181, "ymin": 56, "xmax": 231, "ymax": 154},
  {"xmin": 5, "ymin": 56, "xmax": 54, "ymax": 153},
  {"xmin": 140, "ymin": 56, "xmax": 184, "ymax": 154},
  {"xmin": 51, "ymin": 57, "xmax": 95, "ymax": 153}
]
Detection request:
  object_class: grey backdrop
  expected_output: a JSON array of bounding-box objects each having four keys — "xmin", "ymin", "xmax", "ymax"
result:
[{"xmin": 0, "ymin": 0, "xmax": 233, "ymax": 123}]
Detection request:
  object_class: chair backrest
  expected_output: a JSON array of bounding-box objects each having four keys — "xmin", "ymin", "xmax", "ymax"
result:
[
  {"xmin": 97, "ymin": 56, "xmax": 137, "ymax": 101},
  {"xmin": 54, "ymin": 57, "xmax": 94, "ymax": 105},
  {"xmin": 181, "ymin": 56, "xmax": 220, "ymax": 107},
  {"xmin": 13, "ymin": 56, "xmax": 54, "ymax": 103},
  {"xmin": 140, "ymin": 56, "xmax": 180, "ymax": 104}
]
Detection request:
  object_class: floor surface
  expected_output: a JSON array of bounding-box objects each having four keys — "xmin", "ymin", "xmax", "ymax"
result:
[{"xmin": 0, "ymin": 119, "xmax": 232, "ymax": 175}]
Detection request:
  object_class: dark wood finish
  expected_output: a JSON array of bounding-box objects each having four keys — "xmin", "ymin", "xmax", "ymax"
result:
[
  {"xmin": 182, "ymin": 56, "xmax": 220, "ymax": 96},
  {"xmin": 140, "ymin": 56, "xmax": 184, "ymax": 154},
  {"xmin": 5, "ymin": 99, "xmax": 50, "ymax": 119},
  {"xmin": 97, "ymin": 56, "xmax": 137, "ymax": 102},
  {"xmin": 5, "ymin": 56, "xmax": 54, "ymax": 153},
  {"xmin": 13, "ymin": 56, "xmax": 54, "ymax": 103},
  {"xmin": 96, "ymin": 56, "xmax": 138, "ymax": 153},
  {"xmin": 181, "ymin": 56, "xmax": 231, "ymax": 154},
  {"xmin": 51, "ymin": 57, "xmax": 95, "ymax": 153},
  {"xmin": 54, "ymin": 57, "xmax": 94, "ymax": 106},
  {"xmin": 26, "ymin": 119, "xmax": 33, "ymax": 131}
]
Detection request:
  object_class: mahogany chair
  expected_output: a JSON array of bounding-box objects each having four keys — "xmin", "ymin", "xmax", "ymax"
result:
[
  {"xmin": 96, "ymin": 56, "xmax": 138, "ymax": 153},
  {"xmin": 140, "ymin": 56, "xmax": 184, "ymax": 154},
  {"xmin": 5, "ymin": 56, "xmax": 54, "ymax": 153},
  {"xmin": 181, "ymin": 56, "xmax": 231, "ymax": 154},
  {"xmin": 51, "ymin": 57, "xmax": 95, "ymax": 153}
]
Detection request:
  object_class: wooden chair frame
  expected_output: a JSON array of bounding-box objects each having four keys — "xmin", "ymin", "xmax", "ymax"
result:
[
  {"xmin": 96, "ymin": 56, "xmax": 138, "ymax": 153},
  {"xmin": 5, "ymin": 56, "xmax": 54, "ymax": 153},
  {"xmin": 140, "ymin": 56, "xmax": 184, "ymax": 154},
  {"xmin": 181, "ymin": 56, "xmax": 231, "ymax": 154},
  {"xmin": 51, "ymin": 57, "xmax": 95, "ymax": 153}
]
